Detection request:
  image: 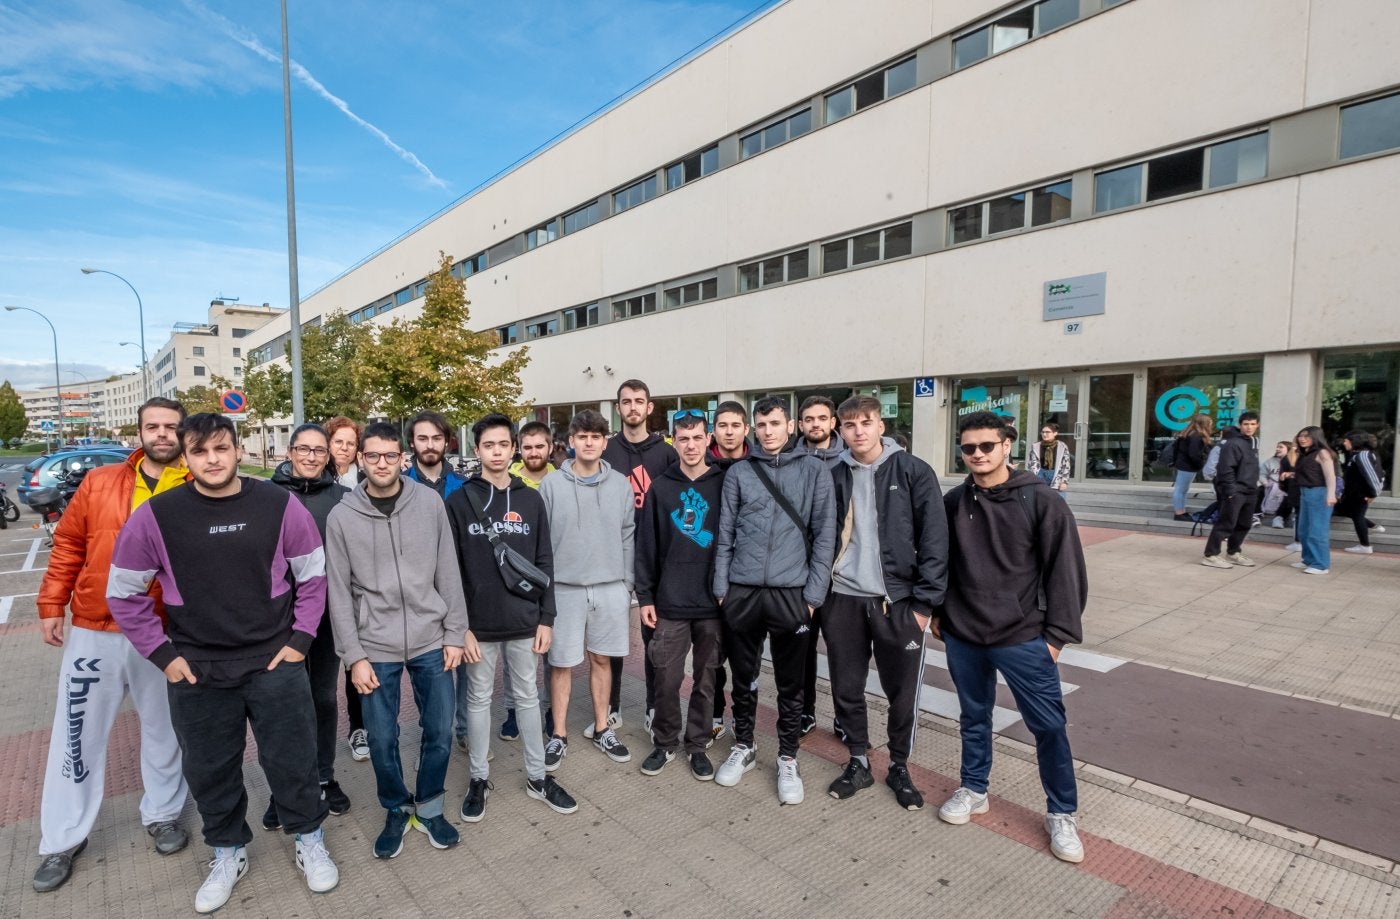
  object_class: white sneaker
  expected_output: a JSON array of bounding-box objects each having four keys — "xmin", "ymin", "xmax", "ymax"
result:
[
  {"xmin": 1302, "ymin": 567, "xmax": 1329, "ymax": 575},
  {"xmin": 1200, "ymin": 555, "xmax": 1232, "ymax": 569},
  {"xmin": 776, "ymin": 756, "xmax": 804, "ymax": 805},
  {"xmin": 195, "ymin": 847, "xmax": 247, "ymax": 914},
  {"xmin": 582, "ymin": 709, "xmax": 622, "ymax": 740},
  {"xmin": 1271, "ymin": 516, "xmax": 1284, "ymax": 528},
  {"xmin": 938, "ymin": 787, "xmax": 990, "ymax": 825},
  {"xmin": 1046, "ymin": 812, "xmax": 1085, "ymax": 863},
  {"xmin": 714, "ymin": 744, "xmax": 757, "ymax": 787},
  {"xmin": 1344, "ymin": 545, "xmax": 1374, "ymax": 554},
  {"xmin": 1225, "ymin": 553, "xmax": 1255, "ymax": 567},
  {"xmin": 294, "ymin": 830, "xmax": 339, "ymax": 894},
  {"xmin": 1374, "ymin": 525, "xmax": 1386, "ymax": 534},
  {"xmin": 1285, "ymin": 542, "xmax": 1301, "ymax": 552},
  {"xmin": 348, "ymin": 728, "xmax": 369, "ymax": 762},
  {"xmin": 1290, "ymin": 561, "xmax": 1308, "ymax": 569}
]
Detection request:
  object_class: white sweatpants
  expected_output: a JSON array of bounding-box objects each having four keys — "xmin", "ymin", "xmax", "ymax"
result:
[{"xmin": 39, "ymin": 628, "xmax": 188, "ymax": 855}]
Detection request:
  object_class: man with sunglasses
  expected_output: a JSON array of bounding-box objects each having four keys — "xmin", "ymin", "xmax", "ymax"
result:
[{"xmin": 934, "ymin": 411, "xmax": 1088, "ymax": 864}]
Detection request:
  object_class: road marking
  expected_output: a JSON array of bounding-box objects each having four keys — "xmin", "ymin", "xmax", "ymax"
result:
[
  {"xmin": 1058, "ymin": 647, "xmax": 1127, "ymax": 672},
  {"xmin": 0, "ymin": 593, "xmax": 38, "ymax": 624},
  {"xmin": 21, "ymin": 538, "xmax": 41, "ymax": 571},
  {"xmin": 923, "ymin": 647, "xmax": 1079, "ymax": 695},
  {"xmin": 0, "ymin": 547, "xmax": 50, "ymax": 558}
]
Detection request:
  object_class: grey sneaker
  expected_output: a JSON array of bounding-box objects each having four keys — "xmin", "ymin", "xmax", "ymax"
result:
[
  {"xmin": 1200, "ymin": 555, "xmax": 1233, "ymax": 569},
  {"xmin": 194, "ymin": 846, "xmax": 247, "ymax": 913},
  {"xmin": 33, "ymin": 839, "xmax": 86, "ymax": 893},
  {"xmin": 1225, "ymin": 553, "xmax": 1255, "ymax": 567},
  {"xmin": 714, "ymin": 744, "xmax": 757, "ymax": 787},
  {"xmin": 348, "ymin": 728, "xmax": 370, "ymax": 762},
  {"xmin": 1046, "ymin": 812, "xmax": 1085, "ymax": 863},
  {"xmin": 938, "ymin": 787, "xmax": 990, "ymax": 825},
  {"xmin": 776, "ymin": 755, "xmax": 804, "ymax": 805},
  {"xmin": 146, "ymin": 820, "xmax": 189, "ymax": 855}
]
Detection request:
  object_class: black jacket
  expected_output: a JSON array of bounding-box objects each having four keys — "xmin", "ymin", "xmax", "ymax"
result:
[
  {"xmin": 634, "ymin": 463, "xmax": 725, "ymax": 620},
  {"xmin": 1213, "ymin": 427, "xmax": 1260, "ymax": 497},
  {"xmin": 939, "ymin": 470, "xmax": 1087, "ymax": 649},
  {"xmin": 444, "ymin": 475, "xmax": 556, "ymax": 641},
  {"xmin": 271, "ymin": 461, "xmax": 348, "ymax": 539},
  {"xmin": 1172, "ymin": 433, "xmax": 1210, "ymax": 473},
  {"xmin": 828, "ymin": 446, "xmax": 947, "ymax": 612},
  {"xmin": 602, "ymin": 432, "xmax": 677, "ymax": 518}
]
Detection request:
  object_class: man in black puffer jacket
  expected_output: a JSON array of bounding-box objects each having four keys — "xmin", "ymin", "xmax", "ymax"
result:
[{"xmin": 1202, "ymin": 413, "xmax": 1261, "ymax": 569}]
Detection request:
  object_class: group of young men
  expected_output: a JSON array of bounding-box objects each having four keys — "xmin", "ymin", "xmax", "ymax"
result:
[{"xmin": 30, "ymin": 379, "xmax": 1089, "ymax": 914}]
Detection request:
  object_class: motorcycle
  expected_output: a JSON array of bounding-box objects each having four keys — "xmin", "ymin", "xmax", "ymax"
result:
[
  {"xmin": 0, "ymin": 480, "xmax": 20, "ymax": 529},
  {"xmin": 30, "ymin": 464, "xmax": 89, "ymax": 547}
]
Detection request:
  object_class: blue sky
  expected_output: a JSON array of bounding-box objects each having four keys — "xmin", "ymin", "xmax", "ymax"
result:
[{"xmin": 0, "ymin": 0, "xmax": 779, "ymax": 390}]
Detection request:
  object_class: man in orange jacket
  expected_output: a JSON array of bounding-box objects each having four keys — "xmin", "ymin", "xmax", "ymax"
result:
[{"xmin": 32, "ymin": 397, "xmax": 194, "ymax": 893}]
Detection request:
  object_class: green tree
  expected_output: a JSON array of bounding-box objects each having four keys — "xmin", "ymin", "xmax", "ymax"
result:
[
  {"xmin": 176, "ymin": 375, "xmax": 236, "ymax": 416},
  {"xmin": 242, "ymin": 360, "xmax": 292, "ymax": 429},
  {"xmin": 359, "ymin": 251, "xmax": 531, "ymax": 426},
  {"xmin": 288, "ymin": 312, "xmax": 377, "ymax": 422},
  {"xmin": 0, "ymin": 380, "xmax": 26, "ymax": 443}
]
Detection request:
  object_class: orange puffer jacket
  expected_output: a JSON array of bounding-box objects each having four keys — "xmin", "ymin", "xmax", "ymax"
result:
[{"xmin": 37, "ymin": 450, "xmax": 190, "ymax": 632}]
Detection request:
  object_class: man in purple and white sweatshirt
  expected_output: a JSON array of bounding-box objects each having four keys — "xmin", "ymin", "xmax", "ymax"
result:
[{"xmin": 107, "ymin": 413, "xmax": 340, "ymax": 914}]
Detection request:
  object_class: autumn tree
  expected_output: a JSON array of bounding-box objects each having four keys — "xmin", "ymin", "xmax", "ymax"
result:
[
  {"xmin": 0, "ymin": 380, "xmax": 27, "ymax": 443},
  {"xmin": 242, "ymin": 361, "xmax": 292, "ymax": 429},
  {"xmin": 286, "ymin": 313, "xmax": 376, "ymax": 423},
  {"xmin": 175, "ymin": 375, "xmax": 236, "ymax": 416},
  {"xmin": 358, "ymin": 251, "xmax": 531, "ymax": 427}
]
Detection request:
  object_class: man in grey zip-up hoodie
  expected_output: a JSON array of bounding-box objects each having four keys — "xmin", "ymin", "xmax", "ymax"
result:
[
  {"xmin": 712, "ymin": 396, "xmax": 836, "ymax": 805},
  {"xmin": 325, "ymin": 423, "xmax": 468, "ymax": 860},
  {"xmin": 538, "ymin": 410, "xmax": 636, "ymax": 772}
]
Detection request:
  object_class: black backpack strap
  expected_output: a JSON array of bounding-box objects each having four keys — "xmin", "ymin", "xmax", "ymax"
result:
[{"xmin": 751, "ymin": 461, "xmax": 812, "ymax": 563}]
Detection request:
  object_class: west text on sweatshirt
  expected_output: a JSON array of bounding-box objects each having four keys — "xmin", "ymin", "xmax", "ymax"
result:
[
  {"xmin": 634, "ymin": 463, "xmax": 725, "ymax": 619},
  {"xmin": 538, "ymin": 459, "xmax": 635, "ymax": 588}
]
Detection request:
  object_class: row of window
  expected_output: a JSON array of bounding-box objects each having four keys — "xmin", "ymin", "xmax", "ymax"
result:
[
  {"xmin": 738, "ymin": 248, "xmax": 809, "ymax": 292},
  {"xmin": 949, "ymin": 180, "xmax": 1072, "ymax": 244},
  {"xmin": 822, "ymin": 222, "xmax": 912, "ymax": 272},
  {"xmin": 1094, "ymin": 132, "xmax": 1268, "ymax": 214},
  {"xmin": 824, "ymin": 57, "xmax": 916, "ymax": 125}
]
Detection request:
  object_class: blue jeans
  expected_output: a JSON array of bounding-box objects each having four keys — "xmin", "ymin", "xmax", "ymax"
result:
[
  {"xmin": 1298, "ymin": 487, "xmax": 1332, "ymax": 570},
  {"xmin": 361, "ymin": 649, "xmax": 454, "ymax": 818},
  {"xmin": 1172, "ymin": 468, "xmax": 1196, "ymax": 513},
  {"xmin": 943, "ymin": 632, "xmax": 1077, "ymax": 814}
]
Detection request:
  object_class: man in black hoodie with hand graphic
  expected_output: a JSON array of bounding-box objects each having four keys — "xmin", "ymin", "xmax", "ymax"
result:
[
  {"xmin": 634, "ymin": 409, "xmax": 726, "ymax": 781},
  {"xmin": 934, "ymin": 411, "xmax": 1088, "ymax": 865}
]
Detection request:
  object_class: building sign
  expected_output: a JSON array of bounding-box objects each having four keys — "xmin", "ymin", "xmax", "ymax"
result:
[
  {"xmin": 1043, "ymin": 272, "xmax": 1106, "ymax": 321},
  {"xmin": 914, "ymin": 377, "xmax": 935, "ymax": 398},
  {"xmin": 957, "ymin": 384, "xmax": 1020, "ymax": 418},
  {"xmin": 1154, "ymin": 384, "xmax": 1249, "ymax": 431}
]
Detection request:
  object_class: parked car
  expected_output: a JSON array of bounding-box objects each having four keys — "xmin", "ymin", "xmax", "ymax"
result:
[{"xmin": 18, "ymin": 448, "xmax": 133, "ymax": 511}]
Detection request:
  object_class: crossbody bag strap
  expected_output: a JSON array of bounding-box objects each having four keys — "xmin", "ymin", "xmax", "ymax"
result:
[
  {"xmin": 462, "ymin": 481, "xmax": 503, "ymax": 549},
  {"xmin": 751, "ymin": 461, "xmax": 811, "ymax": 563}
]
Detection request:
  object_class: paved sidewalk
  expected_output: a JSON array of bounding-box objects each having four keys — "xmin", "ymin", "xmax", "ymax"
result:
[{"xmin": 1, "ymin": 524, "xmax": 1398, "ymax": 917}]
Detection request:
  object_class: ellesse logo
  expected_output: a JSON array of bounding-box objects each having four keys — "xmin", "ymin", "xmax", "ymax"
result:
[{"xmin": 503, "ymin": 511, "xmax": 523, "ymax": 523}]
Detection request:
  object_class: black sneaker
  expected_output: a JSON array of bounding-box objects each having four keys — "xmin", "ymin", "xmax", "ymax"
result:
[
  {"xmin": 593, "ymin": 728, "xmax": 631, "ymax": 763},
  {"xmin": 413, "ymin": 813, "xmax": 460, "ymax": 849},
  {"xmin": 261, "ymin": 798, "xmax": 280, "ymax": 831},
  {"xmin": 526, "ymin": 776, "xmax": 578, "ymax": 815},
  {"xmin": 799, "ymin": 713, "xmax": 817, "ymax": 737},
  {"xmin": 499, "ymin": 708, "xmax": 519, "ymax": 741},
  {"xmin": 886, "ymin": 763, "xmax": 924, "ymax": 811},
  {"xmin": 828, "ymin": 759, "xmax": 874, "ymax": 800},
  {"xmin": 544, "ymin": 735, "xmax": 567, "ymax": 772},
  {"xmin": 639, "ymin": 747, "xmax": 674, "ymax": 776},
  {"xmin": 460, "ymin": 778, "xmax": 491, "ymax": 823},
  {"xmin": 374, "ymin": 808, "xmax": 411, "ymax": 859},
  {"xmin": 321, "ymin": 780, "xmax": 351, "ymax": 816},
  {"xmin": 689, "ymin": 752, "xmax": 714, "ymax": 781},
  {"xmin": 33, "ymin": 839, "xmax": 86, "ymax": 893}
]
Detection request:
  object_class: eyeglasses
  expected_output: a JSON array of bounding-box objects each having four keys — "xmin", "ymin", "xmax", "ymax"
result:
[
  {"xmin": 362, "ymin": 451, "xmax": 403, "ymax": 465},
  {"xmin": 1040, "ymin": 430, "xmax": 1055, "ymax": 435},
  {"xmin": 959, "ymin": 441, "xmax": 1004, "ymax": 456},
  {"xmin": 290, "ymin": 445, "xmax": 328, "ymax": 457}
]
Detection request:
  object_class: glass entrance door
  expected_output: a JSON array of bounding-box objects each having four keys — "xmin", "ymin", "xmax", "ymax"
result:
[
  {"xmin": 1036, "ymin": 374, "xmax": 1081, "ymax": 479},
  {"xmin": 1085, "ymin": 373, "xmax": 1134, "ymax": 479}
]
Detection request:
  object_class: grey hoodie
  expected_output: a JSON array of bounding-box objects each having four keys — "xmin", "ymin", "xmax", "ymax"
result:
[
  {"xmin": 538, "ymin": 458, "xmax": 635, "ymax": 588},
  {"xmin": 832, "ymin": 437, "xmax": 901, "ymax": 597},
  {"xmin": 325, "ymin": 477, "xmax": 469, "ymax": 666}
]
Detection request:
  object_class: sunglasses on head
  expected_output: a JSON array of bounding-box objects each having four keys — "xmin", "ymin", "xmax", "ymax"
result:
[
  {"xmin": 959, "ymin": 440, "xmax": 1004, "ymax": 456},
  {"xmin": 675, "ymin": 409, "xmax": 706, "ymax": 420}
]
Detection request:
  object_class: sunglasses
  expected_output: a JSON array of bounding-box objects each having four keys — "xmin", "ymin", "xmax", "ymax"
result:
[{"xmin": 959, "ymin": 440, "xmax": 1005, "ymax": 456}]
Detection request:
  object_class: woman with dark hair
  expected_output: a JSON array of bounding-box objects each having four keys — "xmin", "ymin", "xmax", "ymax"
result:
[
  {"xmin": 1337, "ymin": 430, "xmax": 1386, "ymax": 555},
  {"xmin": 1171, "ymin": 414, "xmax": 1214, "ymax": 520},
  {"xmin": 1292, "ymin": 426, "xmax": 1337, "ymax": 574},
  {"xmin": 1026, "ymin": 420, "xmax": 1071, "ymax": 496}
]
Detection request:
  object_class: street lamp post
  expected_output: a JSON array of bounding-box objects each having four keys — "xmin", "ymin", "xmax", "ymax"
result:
[
  {"xmin": 4, "ymin": 305, "xmax": 62, "ymax": 451},
  {"xmin": 281, "ymin": 0, "xmax": 305, "ymax": 425},
  {"xmin": 81, "ymin": 268, "xmax": 150, "ymax": 400}
]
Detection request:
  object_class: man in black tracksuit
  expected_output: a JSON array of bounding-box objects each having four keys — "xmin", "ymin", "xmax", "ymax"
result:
[
  {"xmin": 934, "ymin": 411, "xmax": 1088, "ymax": 865},
  {"xmin": 634, "ymin": 411, "xmax": 726, "ymax": 780},
  {"xmin": 601, "ymin": 378, "xmax": 678, "ymax": 733},
  {"xmin": 823, "ymin": 396, "xmax": 947, "ymax": 810},
  {"xmin": 1202, "ymin": 414, "xmax": 1262, "ymax": 569},
  {"xmin": 712, "ymin": 396, "xmax": 836, "ymax": 805}
]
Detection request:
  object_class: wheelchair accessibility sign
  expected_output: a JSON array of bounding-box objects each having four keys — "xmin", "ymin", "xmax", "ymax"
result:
[{"xmin": 914, "ymin": 378, "xmax": 935, "ymax": 398}]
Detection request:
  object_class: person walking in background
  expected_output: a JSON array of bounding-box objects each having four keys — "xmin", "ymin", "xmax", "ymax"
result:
[
  {"xmin": 1026, "ymin": 421, "xmax": 1071, "ymax": 497},
  {"xmin": 1291, "ymin": 426, "xmax": 1337, "ymax": 575},
  {"xmin": 1200, "ymin": 413, "xmax": 1261, "ymax": 570},
  {"xmin": 1337, "ymin": 430, "xmax": 1386, "ymax": 555},
  {"xmin": 1170, "ymin": 414, "xmax": 1213, "ymax": 520}
]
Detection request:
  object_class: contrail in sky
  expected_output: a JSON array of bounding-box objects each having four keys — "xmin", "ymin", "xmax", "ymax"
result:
[{"xmin": 183, "ymin": 0, "xmax": 448, "ymax": 189}]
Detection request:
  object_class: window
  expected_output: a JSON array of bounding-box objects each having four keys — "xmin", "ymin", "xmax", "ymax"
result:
[
  {"xmin": 611, "ymin": 292, "xmax": 657, "ymax": 321},
  {"xmin": 349, "ymin": 310, "xmax": 363, "ymax": 325},
  {"xmin": 1095, "ymin": 132, "xmax": 1269, "ymax": 213},
  {"xmin": 663, "ymin": 278, "xmax": 718, "ymax": 309},
  {"xmin": 454, "ymin": 251, "xmax": 489, "ymax": 278},
  {"xmin": 563, "ymin": 303, "xmax": 599, "ymax": 331},
  {"xmin": 954, "ymin": 0, "xmax": 1083, "ymax": 69},
  {"xmin": 825, "ymin": 58, "xmax": 916, "ymax": 124},
  {"xmin": 232, "ymin": 348, "xmax": 241, "ymax": 358},
  {"xmin": 193, "ymin": 366, "xmax": 206, "ymax": 377},
  {"xmin": 948, "ymin": 178, "xmax": 1073, "ymax": 244},
  {"xmin": 233, "ymin": 365, "xmax": 242, "ymax": 375},
  {"xmin": 1207, "ymin": 133, "xmax": 1268, "ymax": 187},
  {"xmin": 665, "ymin": 145, "xmax": 719, "ymax": 190},
  {"xmin": 379, "ymin": 301, "xmax": 394, "ymax": 315},
  {"xmin": 612, "ymin": 176, "xmax": 657, "ymax": 214},
  {"xmin": 561, "ymin": 200, "xmax": 601, "ymax": 235},
  {"xmin": 192, "ymin": 346, "xmax": 205, "ymax": 357},
  {"xmin": 526, "ymin": 221, "xmax": 558, "ymax": 250},
  {"xmin": 526, "ymin": 317, "xmax": 559, "ymax": 339},
  {"xmin": 231, "ymin": 328, "xmax": 251, "ymax": 338},
  {"xmin": 412, "ymin": 281, "xmax": 427, "ymax": 299},
  {"xmin": 1094, "ymin": 163, "xmax": 1143, "ymax": 212},
  {"xmin": 822, "ymin": 222, "xmax": 913, "ymax": 272},
  {"xmin": 740, "ymin": 109, "xmax": 813, "ymax": 159},
  {"xmin": 395, "ymin": 287, "xmax": 413, "ymax": 306},
  {"xmin": 1340, "ymin": 93, "xmax": 1400, "ymax": 159},
  {"xmin": 497, "ymin": 324, "xmax": 519, "ymax": 345}
]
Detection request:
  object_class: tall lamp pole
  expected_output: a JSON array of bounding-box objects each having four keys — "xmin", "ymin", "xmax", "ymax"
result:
[
  {"xmin": 81, "ymin": 267, "xmax": 150, "ymax": 400},
  {"xmin": 281, "ymin": 0, "xmax": 305, "ymax": 424},
  {"xmin": 4, "ymin": 305, "xmax": 62, "ymax": 450}
]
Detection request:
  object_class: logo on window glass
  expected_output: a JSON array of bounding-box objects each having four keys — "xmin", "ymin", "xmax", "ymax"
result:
[
  {"xmin": 1154, "ymin": 385, "xmax": 1246, "ymax": 431},
  {"xmin": 958, "ymin": 385, "xmax": 1018, "ymax": 418}
]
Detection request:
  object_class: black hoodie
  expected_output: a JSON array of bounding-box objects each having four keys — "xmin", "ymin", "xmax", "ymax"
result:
[
  {"xmin": 444, "ymin": 475, "xmax": 556, "ymax": 641},
  {"xmin": 603, "ymin": 432, "xmax": 677, "ymax": 518},
  {"xmin": 939, "ymin": 469, "xmax": 1086, "ymax": 649},
  {"xmin": 634, "ymin": 463, "xmax": 726, "ymax": 619},
  {"xmin": 271, "ymin": 461, "xmax": 348, "ymax": 538}
]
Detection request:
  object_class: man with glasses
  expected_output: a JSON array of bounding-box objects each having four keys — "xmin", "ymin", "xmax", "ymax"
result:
[
  {"xmin": 325, "ymin": 423, "xmax": 467, "ymax": 860},
  {"xmin": 934, "ymin": 411, "xmax": 1088, "ymax": 864}
]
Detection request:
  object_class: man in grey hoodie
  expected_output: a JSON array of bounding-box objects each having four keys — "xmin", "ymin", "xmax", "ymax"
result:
[
  {"xmin": 325, "ymin": 423, "xmax": 468, "ymax": 861},
  {"xmin": 538, "ymin": 410, "xmax": 636, "ymax": 772},
  {"xmin": 712, "ymin": 396, "xmax": 836, "ymax": 805}
]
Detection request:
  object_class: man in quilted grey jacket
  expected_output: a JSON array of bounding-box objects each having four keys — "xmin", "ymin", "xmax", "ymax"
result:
[{"xmin": 711, "ymin": 396, "xmax": 835, "ymax": 805}]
